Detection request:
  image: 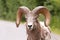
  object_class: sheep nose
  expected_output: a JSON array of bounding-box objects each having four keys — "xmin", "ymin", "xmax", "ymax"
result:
[{"xmin": 28, "ymin": 25, "xmax": 32, "ymax": 28}]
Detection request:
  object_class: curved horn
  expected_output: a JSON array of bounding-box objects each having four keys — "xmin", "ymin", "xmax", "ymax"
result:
[
  {"xmin": 32, "ymin": 6, "xmax": 50, "ymax": 27},
  {"xmin": 16, "ymin": 6, "xmax": 30, "ymax": 27}
]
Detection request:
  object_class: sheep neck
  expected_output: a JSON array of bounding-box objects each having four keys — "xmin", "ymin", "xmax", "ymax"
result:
[{"xmin": 27, "ymin": 20, "xmax": 42, "ymax": 40}]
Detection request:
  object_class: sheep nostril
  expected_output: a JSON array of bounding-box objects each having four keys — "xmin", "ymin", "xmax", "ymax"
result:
[{"xmin": 28, "ymin": 25, "xmax": 32, "ymax": 28}]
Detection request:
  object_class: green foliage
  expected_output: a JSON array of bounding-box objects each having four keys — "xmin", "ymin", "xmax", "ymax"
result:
[
  {"xmin": 0, "ymin": 0, "xmax": 37, "ymax": 21},
  {"xmin": 50, "ymin": 16, "xmax": 60, "ymax": 28},
  {"xmin": 0, "ymin": 0, "xmax": 21, "ymax": 21},
  {"xmin": 50, "ymin": 16, "xmax": 60, "ymax": 34},
  {"xmin": 36, "ymin": 0, "xmax": 47, "ymax": 6}
]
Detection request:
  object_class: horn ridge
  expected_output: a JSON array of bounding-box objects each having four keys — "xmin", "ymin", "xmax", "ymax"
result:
[
  {"xmin": 16, "ymin": 6, "xmax": 30, "ymax": 27},
  {"xmin": 32, "ymin": 6, "xmax": 51, "ymax": 27}
]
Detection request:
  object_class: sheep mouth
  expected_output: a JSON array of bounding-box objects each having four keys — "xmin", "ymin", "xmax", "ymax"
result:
[{"xmin": 28, "ymin": 27, "xmax": 33, "ymax": 31}]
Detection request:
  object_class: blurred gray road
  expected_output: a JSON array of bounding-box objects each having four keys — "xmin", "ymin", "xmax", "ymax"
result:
[{"xmin": 0, "ymin": 20, "xmax": 60, "ymax": 40}]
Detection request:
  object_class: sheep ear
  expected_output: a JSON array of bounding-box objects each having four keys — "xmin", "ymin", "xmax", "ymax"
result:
[
  {"xmin": 32, "ymin": 6, "xmax": 51, "ymax": 27},
  {"xmin": 16, "ymin": 6, "xmax": 30, "ymax": 27}
]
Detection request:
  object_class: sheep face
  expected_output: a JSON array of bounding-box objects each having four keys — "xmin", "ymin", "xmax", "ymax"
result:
[{"xmin": 25, "ymin": 12, "xmax": 38, "ymax": 31}]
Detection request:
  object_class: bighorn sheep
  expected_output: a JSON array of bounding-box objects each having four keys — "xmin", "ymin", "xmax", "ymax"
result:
[{"xmin": 16, "ymin": 6, "xmax": 51, "ymax": 40}]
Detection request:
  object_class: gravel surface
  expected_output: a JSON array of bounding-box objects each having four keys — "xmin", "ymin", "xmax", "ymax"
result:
[{"xmin": 0, "ymin": 20, "xmax": 60, "ymax": 40}]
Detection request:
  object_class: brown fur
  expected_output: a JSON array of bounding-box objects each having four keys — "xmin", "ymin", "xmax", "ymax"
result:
[
  {"xmin": 26, "ymin": 20, "xmax": 51, "ymax": 40},
  {"xmin": 26, "ymin": 20, "xmax": 41, "ymax": 40},
  {"xmin": 16, "ymin": 6, "xmax": 51, "ymax": 40}
]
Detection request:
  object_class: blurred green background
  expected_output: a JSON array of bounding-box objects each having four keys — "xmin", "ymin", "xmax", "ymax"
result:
[{"xmin": 0, "ymin": 0, "xmax": 60, "ymax": 34}]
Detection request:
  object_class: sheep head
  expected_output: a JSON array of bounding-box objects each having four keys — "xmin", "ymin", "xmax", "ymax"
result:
[{"xmin": 16, "ymin": 6, "xmax": 50, "ymax": 30}]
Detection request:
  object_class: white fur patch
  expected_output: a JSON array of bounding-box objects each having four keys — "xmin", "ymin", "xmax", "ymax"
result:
[
  {"xmin": 40, "ymin": 22, "xmax": 50, "ymax": 33},
  {"xmin": 28, "ymin": 22, "xmax": 32, "ymax": 25}
]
